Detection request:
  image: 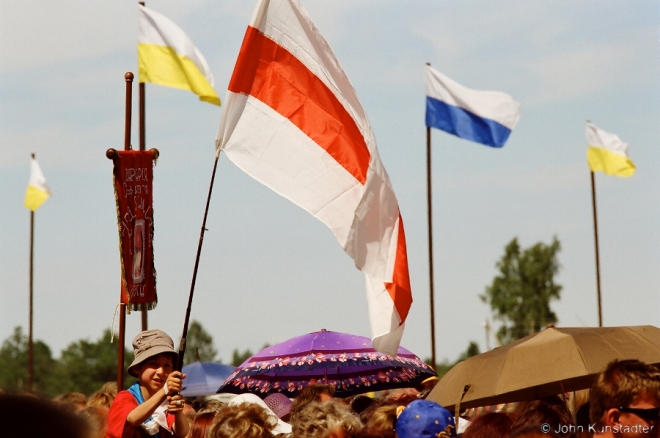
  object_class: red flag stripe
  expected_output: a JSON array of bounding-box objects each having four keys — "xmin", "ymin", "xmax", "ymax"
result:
[
  {"xmin": 228, "ymin": 26, "xmax": 371, "ymax": 185},
  {"xmin": 385, "ymin": 215, "xmax": 412, "ymax": 322}
]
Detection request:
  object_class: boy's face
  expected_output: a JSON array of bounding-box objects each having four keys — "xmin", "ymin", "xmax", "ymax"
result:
[{"xmin": 137, "ymin": 353, "xmax": 173, "ymax": 394}]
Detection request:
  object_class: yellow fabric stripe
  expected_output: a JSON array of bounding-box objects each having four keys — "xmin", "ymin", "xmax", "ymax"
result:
[
  {"xmin": 24, "ymin": 185, "xmax": 50, "ymax": 211},
  {"xmin": 587, "ymin": 146, "xmax": 636, "ymax": 177},
  {"xmin": 138, "ymin": 44, "xmax": 220, "ymax": 106}
]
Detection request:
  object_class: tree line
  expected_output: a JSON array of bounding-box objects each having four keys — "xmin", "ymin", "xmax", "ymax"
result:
[{"xmin": 1, "ymin": 236, "xmax": 562, "ymax": 395}]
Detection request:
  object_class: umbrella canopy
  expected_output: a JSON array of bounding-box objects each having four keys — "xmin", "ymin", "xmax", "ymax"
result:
[
  {"xmin": 217, "ymin": 329, "xmax": 436, "ymax": 398},
  {"xmin": 427, "ymin": 325, "xmax": 660, "ymax": 411},
  {"xmin": 181, "ymin": 362, "xmax": 236, "ymax": 397}
]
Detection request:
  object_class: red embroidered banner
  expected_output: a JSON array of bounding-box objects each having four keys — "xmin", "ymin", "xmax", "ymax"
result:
[{"xmin": 112, "ymin": 150, "xmax": 157, "ymax": 311}]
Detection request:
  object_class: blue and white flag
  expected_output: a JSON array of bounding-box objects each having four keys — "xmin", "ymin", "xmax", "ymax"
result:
[{"xmin": 425, "ymin": 65, "xmax": 520, "ymax": 148}]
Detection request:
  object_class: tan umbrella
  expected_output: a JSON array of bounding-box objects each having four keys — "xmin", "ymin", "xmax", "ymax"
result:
[{"xmin": 427, "ymin": 325, "xmax": 660, "ymax": 412}]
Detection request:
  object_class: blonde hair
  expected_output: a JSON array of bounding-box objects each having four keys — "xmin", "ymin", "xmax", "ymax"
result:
[
  {"xmin": 292, "ymin": 399, "xmax": 362, "ymax": 438},
  {"xmin": 363, "ymin": 404, "xmax": 397, "ymax": 433},
  {"xmin": 87, "ymin": 382, "xmax": 117, "ymax": 409},
  {"xmin": 209, "ymin": 402, "xmax": 277, "ymax": 438}
]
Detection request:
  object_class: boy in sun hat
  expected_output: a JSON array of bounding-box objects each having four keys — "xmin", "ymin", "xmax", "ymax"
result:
[
  {"xmin": 106, "ymin": 329, "xmax": 189, "ymax": 438},
  {"xmin": 395, "ymin": 399, "xmax": 456, "ymax": 438}
]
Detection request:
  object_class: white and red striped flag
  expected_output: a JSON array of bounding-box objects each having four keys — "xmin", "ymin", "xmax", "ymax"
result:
[{"xmin": 215, "ymin": 0, "xmax": 412, "ymax": 354}]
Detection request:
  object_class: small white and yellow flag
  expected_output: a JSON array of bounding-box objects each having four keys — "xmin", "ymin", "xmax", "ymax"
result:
[
  {"xmin": 24, "ymin": 157, "xmax": 51, "ymax": 211},
  {"xmin": 586, "ymin": 121, "xmax": 636, "ymax": 177},
  {"xmin": 138, "ymin": 4, "xmax": 220, "ymax": 105}
]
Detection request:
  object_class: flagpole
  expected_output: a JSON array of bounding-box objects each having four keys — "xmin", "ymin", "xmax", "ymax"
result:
[
  {"xmin": 426, "ymin": 63, "xmax": 437, "ymax": 371},
  {"xmin": 426, "ymin": 126, "xmax": 437, "ymax": 369},
  {"xmin": 138, "ymin": 1, "xmax": 148, "ymax": 332},
  {"xmin": 590, "ymin": 170, "xmax": 603, "ymax": 327},
  {"xmin": 176, "ymin": 153, "xmax": 220, "ymax": 371},
  {"xmin": 115, "ymin": 71, "xmax": 135, "ymax": 390},
  {"xmin": 28, "ymin": 153, "xmax": 35, "ymax": 392}
]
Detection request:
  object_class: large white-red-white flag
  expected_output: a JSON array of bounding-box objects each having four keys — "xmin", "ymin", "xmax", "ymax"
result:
[{"xmin": 215, "ymin": 0, "xmax": 412, "ymax": 354}]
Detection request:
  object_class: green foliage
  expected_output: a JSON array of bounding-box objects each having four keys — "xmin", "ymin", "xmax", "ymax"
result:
[
  {"xmin": 58, "ymin": 329, "xmax": 134, "ymax": 394},
  {"xmin": 481, "ymin": 237, "xmax": 562, "ymax": 345},
  {"xmin": 231, "ymin": 348, "xmax": 253, "ymax": 367},
  {"xmin": 183, "ymin": 320, "xmax": 218, "ymax": 365},
  {"xmin": 231, "ymin": 344, "xmax": 269, "ymax": 367},
  {"xmin": 0, "ymin": 327, "xmax": 133, "ymax": 397},
  {"xmin": 0, "ymin": 326, "xmax": 63, "ymax": 397},
  {"xmin": 428, "ymin": 340, "xmax": 481, "ymax": 378}
]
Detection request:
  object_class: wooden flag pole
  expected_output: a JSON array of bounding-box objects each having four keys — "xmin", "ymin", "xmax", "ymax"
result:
[
  {"xmin": 590, "ymin": 170, "xmax": 603, "ymax": 327},
  {"xmin": 426, "ymin": 63, "xmax": 437, "ymax": 371},
  {"xmin": 139, "ymin": 24, "xmax": 148, "ymax": 331},
  {"xmin": 116, "ymin": 72, "xmax": 134, "ymax": 390},
  {"xmin": 176, "ymin": 153, "xmax": 220, "ymax": 372},
  {"xmin": 28, "ymin": 153, "xmax": 35, "ymax": 392},
  {"xmin": 426, "ymin": 126, "xmax": 437, "ymax": 370}
]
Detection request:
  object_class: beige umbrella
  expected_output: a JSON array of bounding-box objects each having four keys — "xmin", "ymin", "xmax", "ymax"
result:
[{"xmin": 427, "ymin": 325, "xmax": 660, "ymax": 412}]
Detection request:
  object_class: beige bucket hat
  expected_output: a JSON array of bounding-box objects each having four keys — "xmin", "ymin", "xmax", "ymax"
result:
[{"xmin": 127, "ymin": 329, "xmax": 177, "ymax": 377}]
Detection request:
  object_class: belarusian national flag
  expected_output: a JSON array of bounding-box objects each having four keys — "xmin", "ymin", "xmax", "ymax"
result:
[{"xmin": 215, "ymin": 0, "xmax": 412, "ymax": 355}]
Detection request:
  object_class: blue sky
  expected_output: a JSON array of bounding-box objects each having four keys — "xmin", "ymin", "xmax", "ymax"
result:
[{"xmin": 1, "ymin": 1, "xmax": 658, "ymax": 365}]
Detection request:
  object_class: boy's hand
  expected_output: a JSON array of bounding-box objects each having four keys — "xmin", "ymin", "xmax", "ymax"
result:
[
  {"xmin": 164, "ymin": 371, "xmax": 186, "ymax": 394},
  {"xmin": 167, "ymin": 394, "xmax": 186, "ymax": 414}
]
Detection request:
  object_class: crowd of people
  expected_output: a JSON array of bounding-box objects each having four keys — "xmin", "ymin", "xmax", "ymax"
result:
[{"xmin": 1, "ymin": 328, "xmax": 658, "ymax": 438}]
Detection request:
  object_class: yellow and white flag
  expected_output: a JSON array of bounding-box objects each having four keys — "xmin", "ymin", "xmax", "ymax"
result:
[
  {"xmin": 138, "ymin": 4, "xmax": 220, "ymax": 105},
  {"xmin": 586, "ymin": 121, "xmax": 635, "ymax": 177},
  {"xmin": 24, "ymin": 157, "xmax": 51, "ymax": 211}
]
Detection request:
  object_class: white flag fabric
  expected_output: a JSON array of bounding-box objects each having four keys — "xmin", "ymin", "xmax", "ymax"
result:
[{"xmin": 216, "ymin": 0, "xmax": 412, "ymax": 355}]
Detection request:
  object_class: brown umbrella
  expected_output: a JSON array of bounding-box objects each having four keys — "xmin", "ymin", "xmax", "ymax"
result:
[{"xmin": 427, "ymin": 325, "xmax": 660, "ymax": 412}]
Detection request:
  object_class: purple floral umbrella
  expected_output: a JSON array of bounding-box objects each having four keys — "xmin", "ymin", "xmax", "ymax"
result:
[{"xmin": 217, "ymin": 329, "xmax": 436, "ymax": 398}]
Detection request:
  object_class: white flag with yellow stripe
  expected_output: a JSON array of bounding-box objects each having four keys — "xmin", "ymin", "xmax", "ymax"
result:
[
  {"xmin": 138, "ymin": 4, "xmax": 220, "ymax": 106},
  {"xmin": 24, "ymin": 157, "xmax": 51, "ymax": 211},
  {"xmin": 586, "ymin": 121, "xmax": 635, "ymax": 177}
]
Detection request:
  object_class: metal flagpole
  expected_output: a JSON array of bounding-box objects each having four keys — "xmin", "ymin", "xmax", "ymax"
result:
[
  {"xmin": 28, "ymin": 153, "xmax": 35, "ymax": 392},
  {"xmin": 426, "ymin": 63, "xmax": 437, "ymax": 371},
  {"xmin": 176, "ymin": 153, "xmax": 221, "ymax": 371},
  {"xmin": 590, "ymin": 170, "xmax": 603, "ymax": 327}
]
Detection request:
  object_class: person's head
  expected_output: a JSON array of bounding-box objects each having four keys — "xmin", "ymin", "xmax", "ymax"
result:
[
  {"xmin": 511, "ymin": 400, "xmax": 574, "ymax": 438},
  {"xmin": 510, "ymin": 425, "xmax": 560, "ymax": 438},
  {"xmin": 589, "ymin": 359, "xmax": 660, "ymax": 437},
  {"xmin": 188, "ymin": 411, "xmax": 217, "ymax": 438},
  {"xmin": 127, "ymin": 329, "xmax": 177, "ymax": 395},
  {"xmin": 363, "ymin": 403, "xmax": 398, "ymax": 434},
  {"xmin": 350, "ymin": 395, "xmax": 374, "ymax": 417},
  {"xmin": 194, "ymin": 397, "xmax": 224, "ymax": 414},
  {"xmin": 230, "ymin": 393, "xmax": 292, "ymax": 435},
  {"xmin": 394, "ymin": 399, "xmax": 456, "ymax": 438},
  {"xmin": 87, "ymin": 382, "xmax": 117, "ymax": 409},
  {"xmin": 55, "ymin": 392, "xmax": 88, "ymax": 413},
  {"xmin": 209, "ymin": 402, "xmax": 277, "ymax": 438},
  {"xmin": 0, "ymin": 394, "xmax": 88, "ymax": 438},
  {"xmin": 77, "ymin": 405, "xmax": 109, "ymax": 438},
  {"xmin": 292, "ymin": 399, "xmax": 362, "ymax": 438},
  {"xmin": 290, "ymin": 384, "xmax": 336, "ymax": 423},
  {"xmin": 462, "ymin": 411, "xmax": 514, "ymax": 438}
]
